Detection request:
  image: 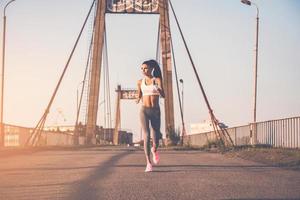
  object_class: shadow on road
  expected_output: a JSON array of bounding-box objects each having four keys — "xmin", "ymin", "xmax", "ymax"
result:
[
  {"xmin": 114, "ymin": 163, "xmax": 297, "ymax": 173},
  {"xmin": 68, "ymin": 149, "xmax": 133, "ymax": 200}
]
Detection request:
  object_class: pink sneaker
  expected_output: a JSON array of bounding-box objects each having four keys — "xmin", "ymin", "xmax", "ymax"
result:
[
  {"xmin": 151, "ymin": 147, "xmax": 160, "ymax": 165},
  {"xmin": 145, "ymin": 163, "xmax": 152, "ymax": 172}
]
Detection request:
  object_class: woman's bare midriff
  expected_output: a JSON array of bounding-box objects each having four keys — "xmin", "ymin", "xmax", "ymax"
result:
[{"xmin": 142, "ymin": 95, "xmax": 160, "ymax": 108}]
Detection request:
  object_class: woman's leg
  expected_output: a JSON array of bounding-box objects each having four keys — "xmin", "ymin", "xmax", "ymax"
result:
[
  {"xmin": 140, "ymin": 107, "xmax": 151, "ymax": 164},
  {"xmin": 150, "ymin": 107, "xmax": 161, "ymax": 151}
]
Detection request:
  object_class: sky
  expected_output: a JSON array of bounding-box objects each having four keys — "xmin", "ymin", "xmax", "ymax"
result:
[{"xmin": 0, "ymin": 0, "xmax": 299, "ymax": 142}]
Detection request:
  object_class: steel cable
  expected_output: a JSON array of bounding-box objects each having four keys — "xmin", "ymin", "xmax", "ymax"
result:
[{"xmin": 26, "ymin": 0, "xmax": 97, "ymax": 146}]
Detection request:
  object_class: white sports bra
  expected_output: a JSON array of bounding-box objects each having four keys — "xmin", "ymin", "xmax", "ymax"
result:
[{"xmin": 141, "ymin": 78, "xmax": 160, "ymax": 96}]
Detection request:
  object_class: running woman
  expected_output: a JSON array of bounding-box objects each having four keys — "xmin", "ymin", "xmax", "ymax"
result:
[{"xmin": 136, "ymin": 59, "xmax": 165, "ymax": 172}]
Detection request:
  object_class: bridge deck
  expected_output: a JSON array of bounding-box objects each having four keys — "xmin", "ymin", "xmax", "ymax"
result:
[{"xmin": 0, "ymin": 146, "xmax": 300, "ymax": 200}]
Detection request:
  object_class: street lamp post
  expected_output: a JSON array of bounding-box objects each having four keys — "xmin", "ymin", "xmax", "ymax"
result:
[
  {"xmin": 241, "ymin": 0, "xmax": 259, "ymax": 144},
  {"xmin": 179, "ymin": 78, "xmax": 185, "ymax": 145},
  {"xmin": 179, "ymin": 79, "xmax": 184, "ymax": 119},
  {"xmin": 1, "ymin": 0, "xmax": 16, "ymax": 147}
]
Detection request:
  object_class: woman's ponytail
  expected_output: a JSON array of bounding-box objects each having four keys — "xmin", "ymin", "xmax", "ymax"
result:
[{"xmin": 145, "ymin": 59, "xmax": 163, "ymax": 81}]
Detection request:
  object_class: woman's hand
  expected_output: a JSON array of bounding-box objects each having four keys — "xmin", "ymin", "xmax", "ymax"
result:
[{"xmin": 136, "ymin": 97, "xmax": 141, "ymax": 104}]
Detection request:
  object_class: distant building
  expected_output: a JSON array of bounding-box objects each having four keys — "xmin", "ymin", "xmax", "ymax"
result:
[
  {"xmin": 189, "ymin": 120, "xmax": 228, "ymax": 135},
  {"xmin": 96, "ymin": 127, "xmax": 133, "ymax": 145},
  {"xmin": 4, "ymin": 123, "xmax": 133, "ymax": 146},
  {"xmin": 45, "ymin": 125, "xmax": 133, "ymax": 145},
  {"xmin": 4, "ymin": 124, "xmax": 32, "ymax": 146}
]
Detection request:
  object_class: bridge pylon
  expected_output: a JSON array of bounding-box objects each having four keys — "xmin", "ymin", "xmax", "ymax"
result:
[
  {"xmin": 85, "ymin": 0, "xmax": 175, "ymax": 145},
  {"xmin": 85, "ymin": 0, "xmax": 106, "ymax": 144}
]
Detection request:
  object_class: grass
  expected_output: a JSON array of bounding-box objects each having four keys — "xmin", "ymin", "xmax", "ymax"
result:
[{"xmin": 224, "ymin": 145, "xmax": 300, "ymax": 168}]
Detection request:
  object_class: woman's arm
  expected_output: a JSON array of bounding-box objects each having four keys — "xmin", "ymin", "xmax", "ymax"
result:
[
  {"xmin": 136, "ymin": 79, "xmax": 142, "ymax": 103},
  {"xmin": 156, "ymin": 78, "xmax": 165, "ymax": 98}
]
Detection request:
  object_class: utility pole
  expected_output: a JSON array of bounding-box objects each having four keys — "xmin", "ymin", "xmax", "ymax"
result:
[{"xmin": 1, "ymin": 0, "xmax": 17, "ymax": 147}]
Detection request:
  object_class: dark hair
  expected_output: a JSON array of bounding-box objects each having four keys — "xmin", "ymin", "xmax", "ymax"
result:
[{"xmin": 143, "ymin": 59, "xmax": 163, "ymax": 81}]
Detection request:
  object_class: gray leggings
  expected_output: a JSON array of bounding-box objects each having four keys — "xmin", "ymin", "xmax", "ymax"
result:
[{"xmin": 140, "ymin": 106, "xmax": 161, "ymax": 158}]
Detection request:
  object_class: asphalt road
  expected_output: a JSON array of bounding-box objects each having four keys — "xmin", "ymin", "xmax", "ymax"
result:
[{"xmin": 0, "ymin": 146, "xmax": 300, "ymax": 200}]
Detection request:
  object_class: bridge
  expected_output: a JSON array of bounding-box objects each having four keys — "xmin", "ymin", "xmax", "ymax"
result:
[
  {"xmin": 1, "ymin": 146, "xmax": 300, "ymax": 200},
  {"xmin": 0, "ymin": 0, "xmax": 299, "ymax": 199}
]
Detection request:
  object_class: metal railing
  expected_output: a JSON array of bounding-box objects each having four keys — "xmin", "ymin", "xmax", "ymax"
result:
[
  {"xmin": 256, "ymin": 116, "xmax": 300, "ymax": 148},
  {"xmin": 3, "ymin": 116, "xmax": 300, "ymax": 148},
  {"xmin": 185, "ymin": 116, "xmax": 300, "ymax": 149}
]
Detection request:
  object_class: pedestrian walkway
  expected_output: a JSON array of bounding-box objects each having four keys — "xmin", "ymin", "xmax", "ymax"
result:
[{"xmin": 0, "ymin": 146, "xmax": 300, "ymax": 200}]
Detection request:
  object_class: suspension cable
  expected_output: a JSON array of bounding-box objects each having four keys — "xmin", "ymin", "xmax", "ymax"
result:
[
  {"xmin": 84, "ymin": 0, "xmax": 99, "ymax": 125},
  {"xmin": 156, "ymin": 22, "xmax": 161, "ymax": 62},
  {"xmin": 26, "ymin": 0, "xmax": 97, "ymax": 146},
  {"xmin": 104, "ymin": 23, "xmax": 112, "ymax": 128},
  {"xmin": 168, "ymin": 0, "xmax": 213, "ymax": 115},
  {"xmin": 168, "ymin": 0, "xmax": 234, "ymax": 148},
  {"xmin": 169, "ymin": 25, "xmax": 186, "ymax": 145},
  {"xmin": 103, "ymin": 30, "xmax": 107, "ymax": 128},
  {"xmin": 74, "ymin": 10, "xmax": 97, "ymax": 141}
]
